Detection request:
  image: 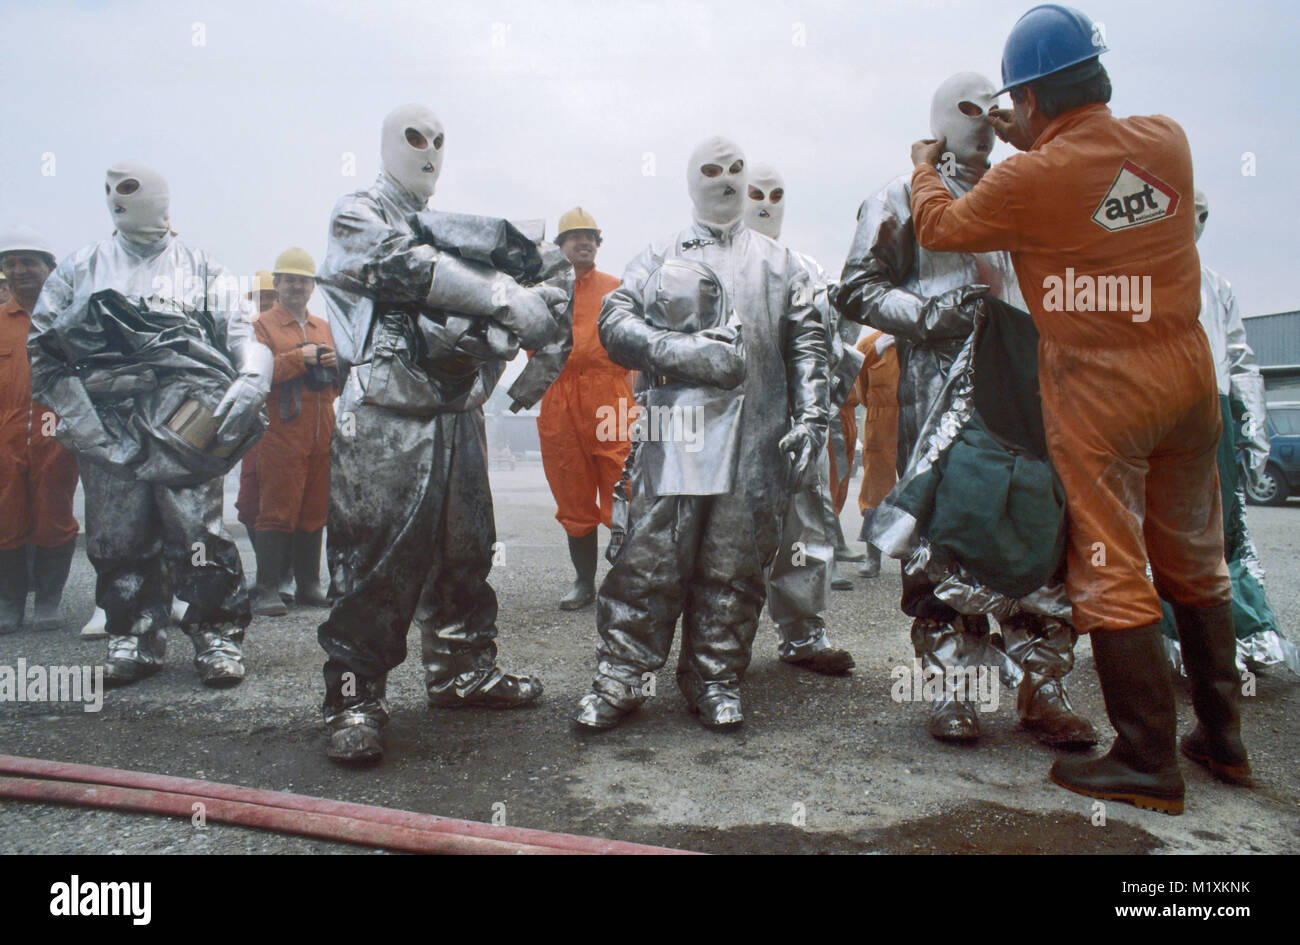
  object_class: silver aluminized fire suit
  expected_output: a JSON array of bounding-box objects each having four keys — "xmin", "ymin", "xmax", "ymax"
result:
[
  {"xmin": 1177, "ymin": 264, "xmax": 1298, "ymax": 674},
  {"xmin": 577, "ymin": 219, "xmax": 828, "ymax": 727},
  {"xmin": 764, "ymin": 250, "xmax": 860, "ymax": 665},
  {"xmin": 834, "ymin": 165, "xmax": 1093, "ymax": 747},
  {"xmin": 1200, "ymin": 265, "xmax": 1270, "ymax": 502},
  {"xmin": 1202, "ymin": 264, "xmax": 1270, "ymax": 594},
  {"xmin": 316, "ymin": 173, "xmax": 559, "ymax": 745},
  {"xmin": 28, "ymin": 232, "xmax": 270, "ymax": 686}
]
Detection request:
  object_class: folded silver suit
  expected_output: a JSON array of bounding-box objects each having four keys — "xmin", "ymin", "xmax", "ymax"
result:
[{"xmin": 29, "ymin": 289, "xmax": 266, "ymax": 485}]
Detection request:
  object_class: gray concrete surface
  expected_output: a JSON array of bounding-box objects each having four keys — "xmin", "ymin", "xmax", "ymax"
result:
[{"xmin": 1, "ymin": 462, "xmax": 1297, "ymax": 854}]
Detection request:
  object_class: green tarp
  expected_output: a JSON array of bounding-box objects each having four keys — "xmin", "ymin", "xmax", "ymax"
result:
[{"xmin": 894, "ymin": 298, "xmax": 1067, "ymax": 599}]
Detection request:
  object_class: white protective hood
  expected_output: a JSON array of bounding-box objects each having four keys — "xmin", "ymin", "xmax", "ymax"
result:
[
  {"xmin": 687, "ymin": 136, "xmax": 745, "ymax": 227},
  {"xmin": 744, "ymin": 163, "xmax": 785, "ymax": 240},
  {"xmin": 381, "ymin": 104, "xmax": 445, "ymax": 203},
  {"xmin": 930, "ymin": 72, "xmax": 997, "ymax": 168},
  {"xmin": 105, "ymin": 162, "xmax": 170, "ymax": 243},
  {"xmin": 1194, "ymin": 188, "xmax": 1209, "ymax": 242}
]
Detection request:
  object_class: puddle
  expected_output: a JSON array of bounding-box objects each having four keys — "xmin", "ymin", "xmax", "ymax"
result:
[{"xmin": 628, "ymin": 801, "xmax": 1164, "ymax": 855}]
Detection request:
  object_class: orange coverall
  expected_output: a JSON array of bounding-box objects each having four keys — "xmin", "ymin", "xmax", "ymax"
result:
[
  {"xmin": 853, "ymin": 329, "xmax": 900, "ymax": 514},
  {"xmin": 235, "ymin": 445, "xmax": 260, "ymax": 531},
  {"xmin": 827, "ymin": 403, "xmax": 857, "ymax": 516},
  {"xmin": 252, "ymin": 304, "xmax": 337, "ymax": 533},
  {"xmin": 0, "ymin": 297, "xmax": 78, "ymax": 550},
  {"xmin": 538, "ymin": 268, "xmax": 632, "ymax": 538},
  {"xmin": 910, "ymin": 102, "xmax": 1229, "ymax": 634}
]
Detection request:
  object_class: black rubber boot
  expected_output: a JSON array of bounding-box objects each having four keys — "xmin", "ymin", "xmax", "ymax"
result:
[
  {"xmin": 832, "ymin": 516, "xmax": 864, "ymax": 562},
  {"xmin": 1050, "ymin": 625, "xmax": 1185, "ymax": 814},
  {"xmin": 249, "ymin": 525, "xmax": 293, "ymax": 605},
  {"xmin": 0, "ymin": 547, "xmax": 27, "ymax": 634},
  {"xmin": 1172, "ymin": 602, "xmax": 1253, "ymax": 786},
  {"xmin": 830, "ymin": 559, "xmax": 854, "ymax": 590},
  {"xmin": 559, "ymin": 530, "xmax": 598, "ymax": 611},
  {"xmin": 278, "ymin": 539, "xmax": 295, "ymax": 606},
  {"xmin": 859, "ymin": 544, "xmax": 882, "ymax": 578},
  {"xmin": 252, "ymin": 530, "xmax": 290, "ymax": 616},
  {"xmin": 292, "ymin": 529, "xmax": 330, "ymax": 607},
  {"xmin": 31, "ymin": 539, "xmax": 76, "ymax": 632}
]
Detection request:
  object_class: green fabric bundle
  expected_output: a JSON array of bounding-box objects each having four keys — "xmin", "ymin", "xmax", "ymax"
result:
[{"xmin": 929, "ymin": 418, "xmax": 1067, "ymax": 598}]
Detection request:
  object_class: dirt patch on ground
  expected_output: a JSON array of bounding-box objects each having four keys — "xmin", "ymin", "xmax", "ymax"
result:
[
  {"xmin": 866, "ymin": 801, "xmax": 1164, "ymax": 854},
  {"xmin": 619, "ymin": 801, "xmax": 1164, "ymax": 854}
]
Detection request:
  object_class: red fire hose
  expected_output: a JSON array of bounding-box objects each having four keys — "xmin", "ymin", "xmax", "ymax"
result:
[{"xmin": 0, "ymin": 754, "xmax": 697, "ymax": 855}]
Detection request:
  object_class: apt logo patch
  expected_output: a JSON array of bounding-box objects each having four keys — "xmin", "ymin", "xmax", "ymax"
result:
[{"xmin": 1092, "ymin": 161, "xmax": 1181, "ymax": 231}]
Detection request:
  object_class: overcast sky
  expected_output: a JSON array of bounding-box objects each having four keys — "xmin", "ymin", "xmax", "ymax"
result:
[{"xmin": 3, "ymin": 0, "xmax": 1296, "ymax": 374}]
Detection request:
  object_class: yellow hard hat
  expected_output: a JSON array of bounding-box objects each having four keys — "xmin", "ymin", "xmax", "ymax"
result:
[
  {"xmin": 556, "ymin": 207, "xmax": 600, "ymax": 242},
  {"xmin": 246, "ymin": 270, "xmax": 276, "ymax": 299},
  {"xmin": 273, "ymin": 247, "xmax": 316, "ymax": 278}
]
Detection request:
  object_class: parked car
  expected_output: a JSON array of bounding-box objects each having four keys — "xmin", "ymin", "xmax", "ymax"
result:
[{"xmin": 1245, "ymin": 402, "xmax": 1300, "ymax": 506}]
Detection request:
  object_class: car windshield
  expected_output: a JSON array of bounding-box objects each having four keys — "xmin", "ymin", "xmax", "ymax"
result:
[{"xmin": 1271, "ymin": 408, "xmax": 1300, "ymax": 436}]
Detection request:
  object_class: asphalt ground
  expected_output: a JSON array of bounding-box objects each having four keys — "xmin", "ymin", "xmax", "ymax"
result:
[{"xmin": 1, "ymin": 462, "xmax": 1297, "ymax": 855}]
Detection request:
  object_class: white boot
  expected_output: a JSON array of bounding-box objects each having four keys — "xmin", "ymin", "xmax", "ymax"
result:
[{"xmin": 80, "ymin": 607, "xmax": 108, "ymax": 640}]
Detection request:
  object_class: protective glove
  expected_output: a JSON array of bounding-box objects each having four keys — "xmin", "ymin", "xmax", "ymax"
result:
[
  {"xmin": 672, "ymin": 323, "xmax": 744, "ymax": 389},
  {"xmin": 447, "ymin": 317, "xmax": 522, "ymax": 363},
  {"xmin": 426, "ymin": 254, "xmax": 562, "ymax": 350},
  {"xmin": 916, "ymin": 284, "xmax": 987, "ymax": 340},
  {"xmin": 700, "ymin": 323, "xmax": 739, "ymax": 344},
  {"xmin": 212, "ymin": 374, "xmax": 267, "ymax": 450},
  {"xmin": 1244, "ymin": 453, "xmax": 1270, "ymax": 497},
  {"xmin": 828, "ymin": 339, "xmax": 864, "ymax": 409},
  {"xmin": 780, "ymin": 422, "xmax": 820, "ymax": 492},
  {"xmin": 212, "ymin": 338, "xmax": 271, "ymax": 450}
]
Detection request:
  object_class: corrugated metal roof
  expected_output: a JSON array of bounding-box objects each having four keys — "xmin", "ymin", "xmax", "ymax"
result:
[{"xmin": 1244, "ymin": 310, "xmax": 1300, "ymax": 368}]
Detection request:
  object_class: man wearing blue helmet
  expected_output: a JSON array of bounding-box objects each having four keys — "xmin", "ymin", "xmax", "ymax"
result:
[
  {"xmin": 836, "ymin": 71, "xmax": 1098, "ymax": 752},
  {"xmin": 906, "ymin": 4, "xmax": 1248, "ymax": 815}
]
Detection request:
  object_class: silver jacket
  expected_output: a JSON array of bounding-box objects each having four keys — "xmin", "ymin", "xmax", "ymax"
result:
[
  {"xmin": 1199, "ymin": 265, "xmax": 1270, "ymax": 479},
  {"xmin": 833, "ymin": 167, "xmax": 1023, "ymax": 464},
  {"xmin": 28, "ymin": 232, "xmax": 269, "ymax": 461},
  {"xmin": 600, "ymin": 219, "xmax": 829, "ymax": 512},
  {"xmin": 794, "ymin": 250, "xmax": 863, "ymax": 411}
]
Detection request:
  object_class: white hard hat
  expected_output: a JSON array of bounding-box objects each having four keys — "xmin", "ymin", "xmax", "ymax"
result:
[{"xmin": 0, "ymin": 225, "xmax": 56, "ymax": 266}]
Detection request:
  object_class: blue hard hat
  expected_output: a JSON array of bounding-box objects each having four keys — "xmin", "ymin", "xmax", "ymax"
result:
[{"xmin": 996, "ymin": 3, "xmax": 1109, "ymax": 96}]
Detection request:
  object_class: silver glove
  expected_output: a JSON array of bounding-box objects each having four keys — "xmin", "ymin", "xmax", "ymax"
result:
[
  {"xmin": 213, "ymin": 374, "xmax": 266, "ymax": 449},
  {"xmin": 213, "ymin": 341, "xmax": 272, "ymax": 448},
  {"xmin": 780, "ymin": 422, "xmax": 819, "ymax": 492},
  {"xmin": 425, "ymin": 254, "xmax": 559, "ymax": 350}
]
